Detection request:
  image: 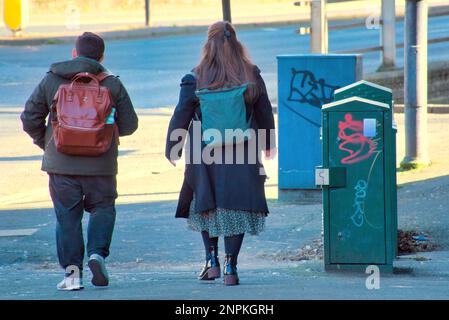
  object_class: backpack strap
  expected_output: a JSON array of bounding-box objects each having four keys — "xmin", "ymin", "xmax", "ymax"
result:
[
  {"xmin": 96, "ymin": 71, "xmax": 120, "ymax": 145},
  {"xmin": 187, "ymin": 71, "xmax": 201, "ymax": 121}
]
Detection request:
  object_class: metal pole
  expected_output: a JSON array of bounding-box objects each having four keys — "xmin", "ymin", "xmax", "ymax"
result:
[
  {"xmin": 380, "ymin": 0, "xmax": 397, "ymax": 70},
  {"xmin": 310, "ymin": 0, "xmax": 328, "ymax": 53},
  {"xmin": 222, "ymin": 0, "xmax": 232, "ymax": 23},
  {"xmin": 402, "ymin": 0, "xmax": 430, "ymax": 168},
  {"xmin": 323, "ymin": 0, "xmax": 328, "ymax": 53},
  {"xmin": 145, "ymin": 0, "xmax": 150, "ymax": 27}
]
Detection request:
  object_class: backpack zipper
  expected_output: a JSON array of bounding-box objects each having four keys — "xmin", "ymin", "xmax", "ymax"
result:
[{"xmin": 58, "ymin": 123, "xmax": 103, "ymax": 131}]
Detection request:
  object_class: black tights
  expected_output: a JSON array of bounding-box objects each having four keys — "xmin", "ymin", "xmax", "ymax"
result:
[
  {"xmin": 201, "ymin": 231, "xmax": 245, "ymax": 266},
  {"xmin": 201, "ymin": 231, "xmax": 218, "ymax": 256}
]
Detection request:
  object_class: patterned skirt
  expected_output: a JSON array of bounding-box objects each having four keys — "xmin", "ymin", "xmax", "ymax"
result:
[{"xmin": 188, "ymin": 197, "xmax": 266, "ymax": 238}]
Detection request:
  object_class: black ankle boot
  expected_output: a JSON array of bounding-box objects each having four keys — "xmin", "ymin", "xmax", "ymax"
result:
[
  {"xmin": 223, "ymin": 254, "xmax": 239, "ymax": 286},
  {"xmin": 198, "ymin": 246, "xmax": 220, "ymax": 281}
]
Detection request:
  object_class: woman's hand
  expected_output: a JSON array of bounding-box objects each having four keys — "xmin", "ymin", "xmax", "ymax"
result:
[
  {"xmin": 263, "ymin": 148, "xmax": 277, "ymax": 160},
  {"xmin": 168, "ymin": 159, "xmax": 177, "ymax": 167}
]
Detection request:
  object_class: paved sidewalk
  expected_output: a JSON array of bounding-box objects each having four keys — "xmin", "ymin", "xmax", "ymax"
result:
[
  {"xmin": 1, "ymin": 141, "xmax": 449, "ymax": 298},
  {"xmin": 1, "ymin": 173, "xmax": 449, "ymax": 299},
  {"xmin": 0, "ymin": 25, "xmax": 209, "ymax": 46},
  {"xmin": 1, "ymin": 110, "xmax": 449, "ymax": 299}
]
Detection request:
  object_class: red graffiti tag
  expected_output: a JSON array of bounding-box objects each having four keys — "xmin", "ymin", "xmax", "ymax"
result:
[{"xmin": 338, "ymin": 113, "xmax": 376, "ymax": 165}]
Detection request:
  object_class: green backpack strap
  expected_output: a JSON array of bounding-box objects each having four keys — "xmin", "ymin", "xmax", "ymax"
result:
[{"xmin": 187, "ymin": 71, "xmax": 201, "ymax": 121}]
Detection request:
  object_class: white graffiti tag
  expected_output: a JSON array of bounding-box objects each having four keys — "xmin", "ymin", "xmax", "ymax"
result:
[{"xmin": 351, "ymin": 179, "xmax": 368, "ymax": 227}]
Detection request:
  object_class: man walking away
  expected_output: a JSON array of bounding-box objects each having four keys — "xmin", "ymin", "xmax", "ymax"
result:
[{"xmin": 21, "ymin": 32, "xmax": 138, "ymax": 290}]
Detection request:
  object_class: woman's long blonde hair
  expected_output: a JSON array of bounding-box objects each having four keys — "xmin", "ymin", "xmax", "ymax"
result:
[{"xmin": 194, "ymin": 21, "xmax": 259, "ymax": 103}]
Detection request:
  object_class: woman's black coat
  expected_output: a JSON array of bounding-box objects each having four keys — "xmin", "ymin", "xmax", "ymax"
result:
[{"xmin": 165, "ymin": 66, "xmax": 276, "ymax": 218}]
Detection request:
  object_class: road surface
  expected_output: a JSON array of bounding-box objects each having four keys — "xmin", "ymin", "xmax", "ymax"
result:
[{"xmin": 0, "ymin": 15, "xmax": 449, "ymax": 108}]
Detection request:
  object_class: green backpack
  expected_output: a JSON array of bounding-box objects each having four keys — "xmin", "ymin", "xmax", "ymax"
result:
[{"xmin": 194, "ymin": 76, "xmax": 253, "ymax": 147}]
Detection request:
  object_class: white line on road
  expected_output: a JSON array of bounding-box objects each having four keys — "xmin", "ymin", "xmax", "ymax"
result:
[{"xmin": 0, "ymin": 228, "xmax": 39, "ymax": 237}]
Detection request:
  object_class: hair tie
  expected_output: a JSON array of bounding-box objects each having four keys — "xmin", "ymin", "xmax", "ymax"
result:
[{"xmin": 224, "ymin": 25, "xmax": 231, "ymax": 39}]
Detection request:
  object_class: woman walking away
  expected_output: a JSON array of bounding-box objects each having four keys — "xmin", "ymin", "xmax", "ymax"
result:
[{"xmin": 165, "ymin": 21, "xmax": 276, "ymax": 286}]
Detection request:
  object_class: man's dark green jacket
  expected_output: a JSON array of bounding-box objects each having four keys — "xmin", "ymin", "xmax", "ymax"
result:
[{"xmin": 21, "ymin": 57, "xmax": 138, "ymax": 176}]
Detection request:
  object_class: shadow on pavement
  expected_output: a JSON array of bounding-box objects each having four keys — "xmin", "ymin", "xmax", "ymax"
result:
[{"xmin": 397, "ymin": 174, "xmax": 449, "ymax": 250}]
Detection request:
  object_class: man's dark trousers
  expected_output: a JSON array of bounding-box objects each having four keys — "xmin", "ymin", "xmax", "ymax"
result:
[{"xmin": 49, "ymin": 174, "xmax": 118, "ymax": 270}]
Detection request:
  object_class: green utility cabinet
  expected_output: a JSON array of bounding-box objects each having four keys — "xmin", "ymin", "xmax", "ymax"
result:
[
  {"xmin": 317, "ymin": 85, "xmax": 397, "ymax": 272},
  {"xmin": 333, "ymin": 81, "xmax": 398, "ymax": 257}
]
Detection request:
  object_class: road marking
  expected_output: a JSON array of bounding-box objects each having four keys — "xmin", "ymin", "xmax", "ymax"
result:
[{"xmin": 0, "ymin": 228, "xmax": 39, "ymax": 237}]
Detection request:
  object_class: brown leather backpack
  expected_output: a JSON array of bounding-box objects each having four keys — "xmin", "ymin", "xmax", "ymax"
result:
[{"xmin": 51, "ymin": 72, "xmax": 119, "ymax": 157}]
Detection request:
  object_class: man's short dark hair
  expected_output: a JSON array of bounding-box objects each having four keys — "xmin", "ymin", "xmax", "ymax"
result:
[{"xmin": 75, "ymin": 32, "xmax": 105, "ymax": 61}]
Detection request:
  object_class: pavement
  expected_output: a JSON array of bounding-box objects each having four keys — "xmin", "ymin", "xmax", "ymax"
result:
[
  {"xmin": 1, "ymin": 110, "xmax": 449, "ymax": 300},
  {"xmin": 1, "ymin": 4, "xmax": 449, "ymax": 299},
  {"xmin": 1, "ymin": 196, "xmax": 449, "ymax": 300}
]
